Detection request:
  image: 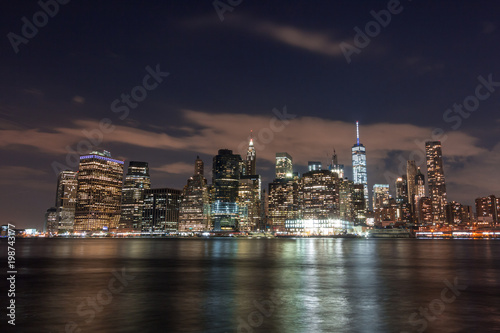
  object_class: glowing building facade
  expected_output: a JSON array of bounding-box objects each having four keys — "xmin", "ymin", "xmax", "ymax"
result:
[
  {"xmin": 425, "ymin": 141, "xmax": 447, "ymax": 224},
  {"xmin": 55, "ymin": 170, "xmax": 78, "ymax": 232},
  {"xmin": 179, "ymin": 157, "xmax": 209, "ymax": 232},
  {"xmin": 352, "ymin": 121, "xmax": 368, "ymax": 210},
  {"xmin": 275, "ymin": 152, "xmax": 293, "ymax": 180},
  {"xmin": 120, "ymin": 161, "xmax": 151, "ymax": 229},
  {"xmin": 74, "ymin": 151, "xmax": 124, "ymax": 231}
]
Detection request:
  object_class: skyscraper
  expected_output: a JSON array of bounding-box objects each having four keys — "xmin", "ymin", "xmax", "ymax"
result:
[
  {"xmin": 142, "ymin": 188, "xmax": 181, "ymax": 232},
  {"xmin": 329, "ymin": 149, "xmax": 345, "ymax": 178},
  {"xmin": 268, "ymin": 178, "xmax": 299, "ymax": 232},
  {"xmin": 414, "ymin": 168, "xmax": 426, "ymax": 225},
  {"xmin": 238, "ymin": 175, "xmax": 261, "ymax": 231},
  {"xmin": 352, "ymin": 121, "xmax": 368, "ymax": 210},
  {"xmin": 212, "ymin": 149, "xmax": 242, "ymax": 231},
  {"xmin": 372, "ymin": 184, "xmax": 390, "ymax": 211},
  {"xmin": 425, "ymin": 141, "xmax": 447, "ymax": 224},
  {"xmin": 395, "ymin": 176, "xmax": 411, "ymax": 223},
  {"xmin": 299, "ymin": 170, "xmax": 339, "ymax": 220},
  {"xmin": 275, "ymin": 152, "xmax": 293, "ymax": 179},
  {"xmin": 74, "ymin": 150, "xmax": 124, "ymax": 231},
  {"xmin": 44, "ymin": 207, "xmax": 58, "ymax": 233},
  {"xmin": 179, "ymin": 157, "xmax": 209, "ymax": 232},
  {"xmin": 406, "ymin": 160, "xmax": 418, "ymax": 216},
  {"xmin": 55, "ymin": 170, "xmax": 78, "ymax": 233},
  {"xmin": 245, "ymin": 132, "xmax": 257, "ymax": 176},
  {"xmin": 120, "ymin": 161, "xmax": 151, "ymax": 229}
]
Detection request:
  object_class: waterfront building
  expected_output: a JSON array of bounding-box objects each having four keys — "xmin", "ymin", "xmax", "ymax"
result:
[
  {"xmin": 142, "ymin": 188, "xmax": 181, "ymax": 232},
  {"xmin": 212, "ymin": 149, "xmax": 242, "ymax": 231},
  {"xmin": 238, "ymin": 175, "xmax": 261, "ymax": 231},
  {"xmin": 339, "ymin": 178, "xmax": 354, "ymax": 222},
  {"xmin": 352, "ymin": 121, "xmax": 368, "ymax": 210},
  {"xmin": 352, "ymin": 183, "xmax": 366, "ymax": 224},
  {"xmin": 418, "ymin": 197, "xmax": 433, "ymax": 226},
  {"xmin": 425, "ymin": 141, "xmax": 448, "ymax": 224},
  {"xmin": 268, "ymin": 178, "xmax": 299, "ymax": 232},
  {"xmin": 55, "ymin": 170, "xmax": 78, "ymax": 233},
  {"xmin": 44, "ymin": 207, "xmax": 58, "ymax": 233},
  {"xmin": 120, "ymin": 161, "xmax": 151, "ymax": 229},
  {"xmin": 406, "ymin": 160, "xmax": 418, "ymax": 216},
  {"xmin": 446, "ymin": 201, "xmax": 473, "ymax": 226},
  {"xmin": 179, "ymin": 157, "xmax": 210, "ymax": 232},
  {"xmin": 475, "ymin": 195, "xmax": 499, "ymax": 226},
  {"xmin": 74, "ymin": 151, "xmax": 124, "ymax": 231},
  {"xmin": 299, "ymin": 170, "xmax": 339, "ymax": 220}
]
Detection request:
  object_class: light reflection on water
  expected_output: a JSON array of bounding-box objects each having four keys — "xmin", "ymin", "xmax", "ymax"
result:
[{"xmin": 5, "ymin": 238, "xmax": 500, "ymax": 333}]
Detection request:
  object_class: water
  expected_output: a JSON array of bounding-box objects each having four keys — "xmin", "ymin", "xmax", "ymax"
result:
[{"xmin": 2, "ymin": 238, "xmax": 500, "ymax": 333}]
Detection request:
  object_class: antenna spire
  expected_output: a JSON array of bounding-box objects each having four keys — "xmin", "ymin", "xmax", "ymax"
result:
[{"xmin": 356, "ymin": 121, "xmax": 360, "ymax": 145}]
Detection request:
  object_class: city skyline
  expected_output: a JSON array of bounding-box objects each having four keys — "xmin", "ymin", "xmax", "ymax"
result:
[{"xmin": 1, "ymin": 1, "xmax": 499, "ymax": 229}]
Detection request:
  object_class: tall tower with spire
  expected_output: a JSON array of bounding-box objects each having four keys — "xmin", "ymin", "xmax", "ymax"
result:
[
  {"xmin": 351, "ymin": 121, "xmax": 368, "ymax": 212},
  {"xmin": 246, "ymin": 131, "xmax": 257, "ymax": 175}
]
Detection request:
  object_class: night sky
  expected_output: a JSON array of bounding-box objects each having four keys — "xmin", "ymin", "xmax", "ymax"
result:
[{"xmin": 1, "ymin": 0, "xmax": 499, "ymax": 229}]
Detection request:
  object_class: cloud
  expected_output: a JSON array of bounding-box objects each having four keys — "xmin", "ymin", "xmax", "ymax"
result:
[
  {"xmin": 184, "ymin": 15, "xmax": 345, "ymax": 58},
  {"xmin": 152, "ymin": 162, "xmax": 195, "ymax": 175},
  {"xmin": 0, "ymin": 110, "xmax": 496, "ymax": 205},
  {"xmin": 250, "ymin": 21, "xmax": 344, "ymax": 57},
  {"xmin": 72, "ymin": 96, "xmax": 85, "ymax": 104}
]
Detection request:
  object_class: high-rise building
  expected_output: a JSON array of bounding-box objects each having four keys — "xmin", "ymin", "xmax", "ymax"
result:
[
  {"xmin": 179, "ymin": 157, "xmax": 209, "ymax": 232},
  {"xmin": 395, "ymin": 176, "xmax": 411, "ymax": 223},
  {"xmin": 446, "ymin": 201, "xmax": 473, "ymax": 226},
  {"xmin": 55, "ymin": 170, "xmax": 78, "ymax": 233},
  {"xmin": 425, "ymin": 141, "xmax": 448, "ymax": 224},
  {"xmin": 307, "ymin": 161, "xmax": 322, "ymax": 172},
  {"xmin": 329, "ymin": 149, "xmax": 345, "ymax": 178},
  {"xmin": 74, "ymin": 151, "xmax": 124, "ymax": 231},
  {"xmin": 268, "ymin": 178, "xmax": 299, "ymax": 232},
  {"xmin": 352, "ymin": 184, "xmax": 366, "ymax": 224},
  {"xmin": 245, "ymin": 132, "xmax": 257, "ymax": 176},
  {"xmin": 352, "ymin": 121, "xmax": 368, "ymax": 210},
  {"xmin": 372, "ymin": 184, "xmax": 390, "ymax": 211},
  {"xmin": 120, "ymin": 161, "xmax": 151, "ymax": 229},
  {"xmin": 212, "ymin": 149, "xmax": 242, "ymax": 231},
  {"xmin": 238, "ymin": 175, "xmax": 261, "ymax": 231},
  {"xmin": 339, "ymin": 178, "xmax": 354, "ymax": 222},
  {"xmin": 275, "ymin": 152, "xmax": 293, "ymax": 180},
  {"xmin": 44, "ymin": 207, "xmax": 58, "ymax": 233},
  {"xmin": 299, "ymin": 170, "xmax": 339, "ymax": 220},
  {"xmin": 142, "ymin": 188, "xmax": 181, "ymax": 232},
  {"xmin": 406, "ymin": 160, "xmax": 418, "ymax": 215},
  {"xmin": 475, "ymin": 195, "xmax": 499, "ymax": 225},
  {"xmin": 418, "ymin": 197, "xmax": 433, "ymax": 226},
  {"xmin": 414, "ymin": 168, "xmax": 426, "ymax": 225},
  {"xmin": 395, "ymin": 176, "xmax": 408, "ymax": 204}
]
